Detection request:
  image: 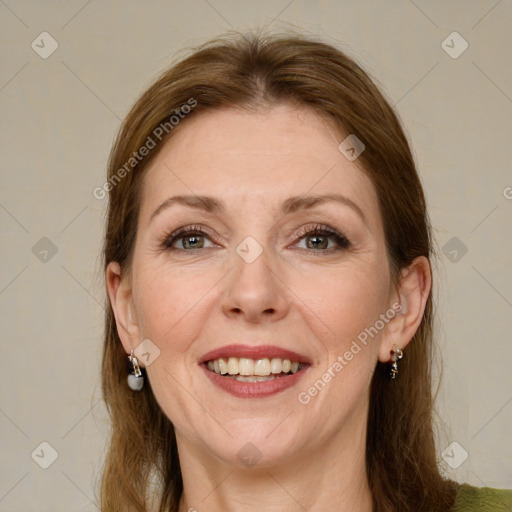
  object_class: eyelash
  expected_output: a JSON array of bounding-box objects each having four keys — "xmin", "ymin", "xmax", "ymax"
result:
[{"xmin": 161, "ymin": 223, "xmax": 351, "ymax": 255}]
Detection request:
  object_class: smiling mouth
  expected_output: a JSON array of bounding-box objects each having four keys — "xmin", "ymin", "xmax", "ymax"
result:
[{"xmin": 205, "ymin": 356, "xmax": 307, "ymax": 382}]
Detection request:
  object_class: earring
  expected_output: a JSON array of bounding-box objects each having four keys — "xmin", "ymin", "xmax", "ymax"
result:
[
  {"xmin": 389, "ymin": 344, "xmax": 404, "ymax": 380},
  {"xmin": 127, "ymin": 350, "xmax": 144, "ymax": 391}
]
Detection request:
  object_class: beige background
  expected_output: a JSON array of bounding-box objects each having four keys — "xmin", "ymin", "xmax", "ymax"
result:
[{"xmin": 1, "ymin": 1, "xmax": 511, "ymax": 510}]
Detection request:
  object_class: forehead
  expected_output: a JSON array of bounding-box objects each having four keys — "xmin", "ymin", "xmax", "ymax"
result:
[{"xmin": 140, "ymin": 104, "xmax": 382, "ymax": 229}]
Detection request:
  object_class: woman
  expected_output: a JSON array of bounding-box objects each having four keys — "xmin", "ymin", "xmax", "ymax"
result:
[{"xmin": 100, "ymin": 32, "xmax": 512, "ymax": 511}]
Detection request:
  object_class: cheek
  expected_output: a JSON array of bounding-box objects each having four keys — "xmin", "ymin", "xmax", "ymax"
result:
[
  {"xmin": 133, "ymin": 250, "xmax": 390, "ymax": 370},
  {"xmin": 134, "ymin": 263, "xmax": 221, "ymax": 340},
  {"xmin": 293, "ymin": 260, "xmax": 390, "ymax": 409},
  {"xmin": 132, "ymin": 265, "xmax": 222, "ymax": 426},
  {"xmin": 294, "ymin": 271, "xmax": 387, "ymax": 416},
  {"xmin": 296, "ymin": 260, "xmax": 390, "ymax": 345}
]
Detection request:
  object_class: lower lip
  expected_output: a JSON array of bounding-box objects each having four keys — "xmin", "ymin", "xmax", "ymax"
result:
[{"xmin": 201, "ymin": 364, "xmax": 309, "ymax": 398}]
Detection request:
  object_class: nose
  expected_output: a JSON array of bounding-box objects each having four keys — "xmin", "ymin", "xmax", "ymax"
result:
[{"xmin": 221, "ymin": 244, "xmax": 289, "ymax": 324}]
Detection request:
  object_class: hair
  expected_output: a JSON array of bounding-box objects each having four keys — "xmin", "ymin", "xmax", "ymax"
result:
[{"xmin": 99, "ymin": 30, "xmax": 460, "ymax": 512}]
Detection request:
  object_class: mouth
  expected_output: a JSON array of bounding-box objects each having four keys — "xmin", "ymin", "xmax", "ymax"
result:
[
  {"xmin": 205, "ymin": 356, "xmax": 305, "ymax": 381},
  {"xmin": 200, "ymin": 345, "xmax": 311, "ymax": 398}
]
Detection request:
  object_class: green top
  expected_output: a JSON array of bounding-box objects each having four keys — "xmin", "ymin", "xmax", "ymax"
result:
[{"xmin": 452, "ymin": 483, "xmax": 512, "ymax": 511}]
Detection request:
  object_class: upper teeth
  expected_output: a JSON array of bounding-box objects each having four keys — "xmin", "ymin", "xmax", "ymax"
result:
[{"xmin": 206, "ymin": 357, "xmax": 301, "ymax": 376}]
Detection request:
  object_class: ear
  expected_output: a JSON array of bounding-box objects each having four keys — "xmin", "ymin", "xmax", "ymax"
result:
[
  {"xmin": 105, "ymin": 261, "xmax": 141, "ymax": 358},
  {"xmin": 378, "ymin": 256, "xmax": 432, "ymax": 363}
]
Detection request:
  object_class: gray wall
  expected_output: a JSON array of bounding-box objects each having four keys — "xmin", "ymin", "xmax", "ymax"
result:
[{"xmin": 1, "ymin": 1, "xmax": 511, "ymax": 510}]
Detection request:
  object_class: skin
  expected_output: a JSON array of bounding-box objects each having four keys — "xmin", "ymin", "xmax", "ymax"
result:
[{"xmin": 107, "ymin": 103, "xmax": 431, "ymax": 512}]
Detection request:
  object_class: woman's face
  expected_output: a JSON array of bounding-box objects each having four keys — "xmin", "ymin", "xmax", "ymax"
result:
[{"xmin": 116, "ymin": 104, "xmax": 401, "ymax": 468}]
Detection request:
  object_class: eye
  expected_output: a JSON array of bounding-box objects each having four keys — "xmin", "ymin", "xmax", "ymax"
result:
[
  {"xmin": 162, "ymin": 225, "xmax": 217, "ymax": 250},
  {"xmin": 161, "ymin": 223, "xmax": 351, "ymax": 254},
  {"xmin": 293, "ymin": 224, "xmax": 351, "ymax": 254}
]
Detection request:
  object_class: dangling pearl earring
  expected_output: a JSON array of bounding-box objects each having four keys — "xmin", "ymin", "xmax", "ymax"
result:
[{"xmin": 127, "ymin": 350, "xmax": 144, "ymax": 391}]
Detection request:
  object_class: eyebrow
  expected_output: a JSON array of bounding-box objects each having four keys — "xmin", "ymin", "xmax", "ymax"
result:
[{"xmin": 149, "ymin": 193, "xmax": 367, "ymax": 225}]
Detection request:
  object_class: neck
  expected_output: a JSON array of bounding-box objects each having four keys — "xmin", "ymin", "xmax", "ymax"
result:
[{"xmin": 176, "ymin": 402, "xmax": 372, "ymax": 512}]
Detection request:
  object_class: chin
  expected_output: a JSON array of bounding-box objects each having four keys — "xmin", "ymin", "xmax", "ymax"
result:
[{"xmin": 200, "ymin": 417, "xmax": 308, "ymax": 469}]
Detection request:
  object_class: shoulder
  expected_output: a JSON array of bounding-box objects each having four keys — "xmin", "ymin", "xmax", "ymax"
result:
[{"xmin": 452, "ymin": 483, "xmax": 512, "ymax": 511}]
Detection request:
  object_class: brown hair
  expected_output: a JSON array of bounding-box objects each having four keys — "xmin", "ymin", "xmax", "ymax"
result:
[{"xmin": 100, "ymin": 31, "xmax": 459, "ymax": 511}]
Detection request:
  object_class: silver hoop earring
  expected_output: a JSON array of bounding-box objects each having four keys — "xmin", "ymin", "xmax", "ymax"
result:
[{"xmin": 127, "ymin": 350, "xmax": 144, "ymax": 391}]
